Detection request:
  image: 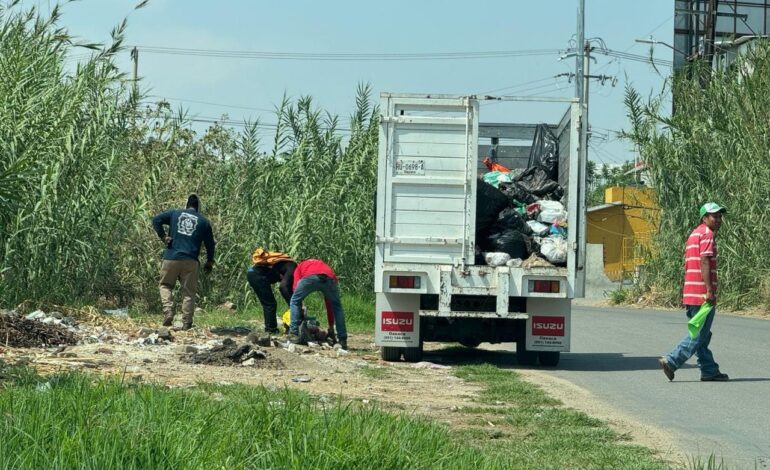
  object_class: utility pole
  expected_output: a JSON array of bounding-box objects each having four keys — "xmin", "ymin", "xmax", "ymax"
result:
[
  {"xmin": 130, "ymin": 47, "xmax": 139, "ymax": 96},
  {"xmin": 575, "ymin": 0, "xmax": 585, "ymax": 102}
]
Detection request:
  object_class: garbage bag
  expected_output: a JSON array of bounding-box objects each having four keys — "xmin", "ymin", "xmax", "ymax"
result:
[
  {"xmin": 528, "ymin": 124, "xmax": 559, "ymax": 181},
  {"xmin": 514, "ymin": 167, "xmax": 561, "ymax": 197},
  {"xmin": 687, "ymin": 302, "xmax": 713, "ymax": 339},
  {"xmin": 484, "ymin": 252, "xmax": 511, "ymax": 267},
  {"xmin": 483, "ymin": 171, "xmax": 514, "ymax": 188},
  {"xmin": 487, "ymin": 229, "xmax": 532, "ymax": 260},
  {"xmin": 537, "ymin": 200, "xmax": 567, "ymax": 224},
  {"xmin": 493, "ymin": 208, "xmax": 533, "ymax": 236},
  {"xmin": 540, "ymin": 235, "xmax": 568, "ymax": 265},
  {"xmin": 476, "ymin": 180, "xmax": 510, "ymax": 235},
  {"xmin": 500, "ymin": 181, "xmax": 538, "ymax": 204},
  {"xmin": 526, "ymin": 220, "xmax": 550, "ymax": 236}
]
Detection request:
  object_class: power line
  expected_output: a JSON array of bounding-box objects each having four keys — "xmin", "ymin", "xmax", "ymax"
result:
[
  {"xmin": 477, "ymin": 75, "xmax": 559, "ymax": 95},
  {"xmin": 146, "ymin": 95, "xmax": 275, "ymax": 113},
  {"xmin": 131, "ymin": 45, "xmax": 562, "ymax": 61}
]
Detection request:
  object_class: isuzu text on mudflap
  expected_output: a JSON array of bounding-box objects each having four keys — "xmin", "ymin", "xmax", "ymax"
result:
[{"xmin": 374, "ymin": 93, "xmax": 587, "ymax": 367}]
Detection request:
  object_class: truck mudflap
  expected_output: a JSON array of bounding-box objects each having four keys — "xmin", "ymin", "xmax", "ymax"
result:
[
  {"xmin": 375, "ymin": 292, "xmax": 420, "ymax": 348},
  {"xmin": 525, "ymin": 297, "xmax": 571, "ymax": 352}
]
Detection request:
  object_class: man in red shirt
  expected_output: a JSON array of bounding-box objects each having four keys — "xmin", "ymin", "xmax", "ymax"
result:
[
  {"xmin": 659, "ymin": 202, "xmax": 729, "ymax": 382},
  {"xmin": 288, "ymin": 259, "xmax": 348, "ymax": 350}
]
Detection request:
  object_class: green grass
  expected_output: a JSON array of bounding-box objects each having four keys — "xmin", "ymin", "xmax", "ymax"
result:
[
  {"xmin": 359, "ymin": 366, "xmax": 390, "ymax": 380},
  {"xmin": 454, "ymin": 364, "xmax": 671, "ymax": 469},
  {"xmin": 0, "ymin": 365, "xmax": 509, "ymax": 469}
]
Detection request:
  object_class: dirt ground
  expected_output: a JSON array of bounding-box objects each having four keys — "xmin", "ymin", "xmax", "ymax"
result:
[{"xmin": 0, "ymin": 309, "xmax": 683, "ymax": 463}]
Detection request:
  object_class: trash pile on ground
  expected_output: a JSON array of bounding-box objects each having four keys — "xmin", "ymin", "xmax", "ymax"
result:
[
  {"xmin": 0, "ymin": 309, "xmax": 79, "ymax": 348},
  {"xmin": 476, "ymin": 124, "xmax": 568, "ymax": 267},
  {"xmin": 180, "ymin": 337, "xmax": 283, "ymax": 368}
]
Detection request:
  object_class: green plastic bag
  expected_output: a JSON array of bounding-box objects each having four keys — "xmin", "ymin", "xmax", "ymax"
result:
[{"xmin": 687, "ymin": 302, "xmax": 713, "ymax": 339}]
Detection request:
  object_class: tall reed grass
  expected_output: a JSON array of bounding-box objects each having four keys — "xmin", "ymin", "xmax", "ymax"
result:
[
  {"xmin": 623, "ymin": 41, "xmax": 770, "ymax": 309},
  {"xmin": 0, "ymin": 4, "xmax": 378, "ymax": 311}
]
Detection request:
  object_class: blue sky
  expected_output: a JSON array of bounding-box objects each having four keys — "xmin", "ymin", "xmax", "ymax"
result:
[{"xmin": 32, "ymin": 0, "xmax": 674, "ymax": 165}]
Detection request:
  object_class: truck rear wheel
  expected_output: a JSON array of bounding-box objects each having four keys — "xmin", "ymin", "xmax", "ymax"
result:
[
  {"xmin": 380, "ymin": 346, "xmax": 402, "ymax": 362},
  {"xmin": 514, "ymin": 321, "xmax": 537, "ymax": 366},
  {"xmin": 459, "ymin": 340, "xmax": 481, "ymax": 349},
  {"xmin": 402, "ymin": 343, "xmax": 423, "ymax": 363},
  {"xmin": 538, "ymin": 351, "xmax": 560, "ymax": 367}
]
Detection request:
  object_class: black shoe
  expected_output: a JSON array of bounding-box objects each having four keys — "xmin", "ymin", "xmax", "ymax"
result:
[
  {"xmin": 338, "ymin": 339, "xmax": 348, "ymax": 351},
  {"xmin": 658, "ymin": 357, "xmax": 675, "ymax": 381},
  {"xmin": 265, "ymin": 327, "xmax": 280, "ymax": 335},
  {"xmin": 701, "ymin": 373, "xmax": 729, "ymax": 382},
  {"xmin": 327, "ymin": 331, "xmax": 337, "ymax": 345}
]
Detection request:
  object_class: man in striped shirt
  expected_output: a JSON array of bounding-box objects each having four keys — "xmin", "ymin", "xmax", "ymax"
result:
[{"xmin": 659, "ymin": 202, "xmax": 729, "ymax": 382}]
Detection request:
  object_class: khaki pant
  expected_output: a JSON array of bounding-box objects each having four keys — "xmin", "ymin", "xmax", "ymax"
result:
[{"xmin": 159, "ymin": 259, "xmax": 199, "ymax": 324}]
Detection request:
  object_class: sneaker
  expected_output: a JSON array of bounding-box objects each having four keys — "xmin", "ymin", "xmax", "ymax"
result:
[
  {"xmin": 338, "ymin": 339, "xmax": 348, "ymax": 351},
  {"xmin": 265, "ymin": 327, "xmax": 281, "ymax": 335},
  {"xmin": 701, "ymin": 372, "xmax": 729, "ymax": 382},
  {"xmin": 658, "ymin": 357, "xmax": 675, "ymax": 381},
  {"xmin": 287, "ymin": 334, "xmax": 304, "ymax": 345}
]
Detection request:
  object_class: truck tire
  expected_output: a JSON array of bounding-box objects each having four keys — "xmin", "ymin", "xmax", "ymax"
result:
[
  {"xmin": 514, "ymin": 321, "xmax": 537, "ymax": 366},
  {"xmin": 459, "ymin": 340, "xmax": 481, "ymax": 349},
  {"xmin": 402, "ymin": 344, "xmax": 423, "ymax": 363},
  {"xmin": 538, "ymin": 351, "xmax": 560, "ymax": 367},
  {"xmin": 380, "ymin": 347, "xmax": 402, "ymax": 362}
]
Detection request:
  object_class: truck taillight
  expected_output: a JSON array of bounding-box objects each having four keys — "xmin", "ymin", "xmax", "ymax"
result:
[
  {"xmin": 530, "ymin": 280, "xmax": 560, "ymax": 293},
  {"xmin": 389, "ymin": 275, "xmax": 421, "ymax": 289}
]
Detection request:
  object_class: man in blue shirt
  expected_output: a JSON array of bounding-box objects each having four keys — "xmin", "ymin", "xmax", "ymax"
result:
[{"xmin": 152, "ymin": 194, "xmax": 215, "ymax": 329}]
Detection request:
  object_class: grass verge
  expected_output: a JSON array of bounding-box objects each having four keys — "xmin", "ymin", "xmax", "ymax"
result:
[{"xmin": 454, "ymin": 364, "xmax": 671, "ymax": 469}]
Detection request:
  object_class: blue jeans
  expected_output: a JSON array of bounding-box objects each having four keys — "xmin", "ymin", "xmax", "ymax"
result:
[
  {"xmin": 665, "ymin": 305, "xmax": 720, "ymax": 377},
  {"xmin": 289, "ymin": 275, "xmax": 347, "ymax": 340}
]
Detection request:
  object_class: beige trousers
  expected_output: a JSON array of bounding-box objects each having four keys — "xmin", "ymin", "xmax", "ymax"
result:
[{"xmin": 159, "ymin": 259, "xmax": 199, "ymax": 323}]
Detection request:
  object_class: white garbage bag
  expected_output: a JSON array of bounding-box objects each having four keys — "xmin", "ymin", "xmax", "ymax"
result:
[
  {"xmin": 526, "ymin": 220, "xmax": 550, "ymax": 236},
  {"xmin": 484, "ymin": 252, "xmax": 511, "ymax": 267},
  {"xmin": 537, "ymin": 200, "xmax": 567, "ymax": 224},
  {"xmin": 540, "ymin": 235, "xmax": 568, "ymax": 265}
]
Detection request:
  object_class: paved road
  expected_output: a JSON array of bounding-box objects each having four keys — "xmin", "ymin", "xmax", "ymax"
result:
[{"xmin": 431, "ymin": 305, "xmax": 770, "ymax": 468}]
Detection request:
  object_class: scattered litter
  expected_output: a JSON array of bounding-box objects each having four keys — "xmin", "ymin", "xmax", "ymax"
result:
[
  {"xmin": 506, "ymin": 258, "xmax": 523, "ymax": 268},
  {"xmin": 291, "ymin": 376, "xmax": 311, "ymax": 383},
  {"xmin": 36, "ymin": 382, "xmax": 52, "ymax": 392},
  {"xmin": 336, "ymin": 349, "xmax": 349, "ymax": 357},
  {"xmin": 181, "ymin": 339, "xmax": 282, "ymax": 369},
  {"xmin": 411, "ymin": 361, "xmax": 451, "ymax": 370},
  {"xmin": 0, "ymin": 310, "xmax": 78, "ymax": 348},
  {"xmin": 103, "ymin": 307, "xmax": 128, "ymax": 318},
  {"xmin": 210, "ymin": 326, "xmax": 251, "ymax": 336}
]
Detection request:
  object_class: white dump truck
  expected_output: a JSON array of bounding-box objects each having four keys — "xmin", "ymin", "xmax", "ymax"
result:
[{"xmin": 374, "ymin": 93, "xmax": 586, "ymax": 366}]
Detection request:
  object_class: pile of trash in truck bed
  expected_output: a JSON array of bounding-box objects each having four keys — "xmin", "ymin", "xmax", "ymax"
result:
[{"xmin": 476, "ymin": 124, "xmax": 568, "ymax": 268}]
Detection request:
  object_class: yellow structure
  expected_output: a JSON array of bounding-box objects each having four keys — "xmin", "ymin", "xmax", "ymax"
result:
[{"xmin": 586, "ymin": 186, "xmax": 658, "ymax": 281}]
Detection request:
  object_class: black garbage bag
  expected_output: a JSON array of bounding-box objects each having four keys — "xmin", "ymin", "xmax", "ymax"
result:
[
  {"xmin": 486, "ymin": 229, "xmax": 532, "ymax": 260},
  {"xmin": 499, "ymin": 181, "xmax": 538, "ymax": 204},
  {"xmin": 492, "ymin": 208, "xmax": 533, "ymax": 236},
  {"xmin": 476, "ymin": 180, "xmax": 509, "ymax": 235},
  {"xmin": 514, "ymin": 167, "xmax": 562, "ymax": 197},
  {"xmin": 528, "ymin": 123, "xmax": 559, "ymax": 180}
]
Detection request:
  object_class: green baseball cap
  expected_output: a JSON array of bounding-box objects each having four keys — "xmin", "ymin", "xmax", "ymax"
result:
[{"xmin": 699, "ymin": 202, "xmax": 726, "ymax": 218}]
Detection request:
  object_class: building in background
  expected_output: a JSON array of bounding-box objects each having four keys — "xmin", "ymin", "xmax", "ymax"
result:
[
  {"xmin": 587, "ymin": 186, "xmax": 658, "ymax": 281},
  {"xmin": 674, "ymin": 0, "xmax": 770, "ymax": 72}
]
